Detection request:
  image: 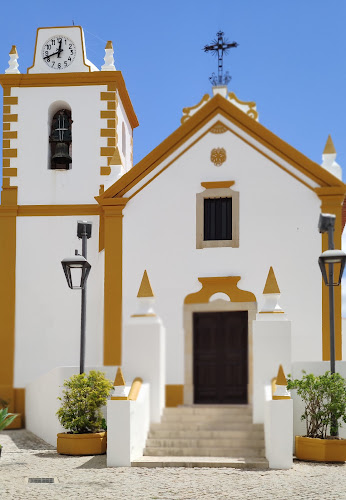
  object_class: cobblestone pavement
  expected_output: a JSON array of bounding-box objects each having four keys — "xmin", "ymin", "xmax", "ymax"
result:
[{"xmin": 0, "ymin": 430, "xmax": 345, "ymax": 500}]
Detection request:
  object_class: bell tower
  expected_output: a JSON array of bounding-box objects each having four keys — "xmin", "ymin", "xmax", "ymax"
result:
[{"xmin": 0, "ymin": 26, "xmax": 138, "ymax": 422}]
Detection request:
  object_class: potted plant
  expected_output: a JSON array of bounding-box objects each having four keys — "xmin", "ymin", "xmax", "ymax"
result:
[
  {"xmin": 287, "ymin": 370, "xmax": 346, "ymax": 462},
  {"xmin": 0, "ymin": 407, "xmax": 18, "ymax": 457},
  {"xmin": 56, "ymin": 370, "xmax": 113, "ymax": 455}
]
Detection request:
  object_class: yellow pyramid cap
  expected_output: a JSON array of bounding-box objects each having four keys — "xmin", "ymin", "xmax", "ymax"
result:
[
  {"xmin": 9, "ymin": 45, "xmax": 17, "ymax": 55},
  {"xmin": 137, "ymin": 270, "xmax": 154, "ymax": 298},
  {"xmin": 113, "ymin": 367, "xmax": 126, "ymax": 386},
  {"xmin": 105, "ymin": 40, "xmax": 113, "ymax": 50},
  {"xmin": 109, "ymin": 147, "xmax": 122, "ymax": 166},
  {"xmin": 323, "ymin": 135, "xmax": 336, "ymax": 155},
  {"xmin": 276, "ymin": 364, "xmax": 287, "ymax": 386},
  {"xmin": 263, "ymin": 267, "xmax": 280, "ymax": 294}
]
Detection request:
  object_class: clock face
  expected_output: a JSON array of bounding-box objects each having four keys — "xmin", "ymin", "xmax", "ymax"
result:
[{"xmin": 41, "ymin": 36, "xmax": 76, "ymax": 70}]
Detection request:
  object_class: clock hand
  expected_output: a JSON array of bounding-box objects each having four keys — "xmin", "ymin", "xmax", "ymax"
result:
[
  {"xmin": 57, "ymin": 39, "xmax": 62, "ymax": 58},
  {"xmin": 43, "ymin": 48, "xmax": 64, "ymax": 60}
]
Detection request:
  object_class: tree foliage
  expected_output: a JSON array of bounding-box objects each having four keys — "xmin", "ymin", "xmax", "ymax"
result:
[
  {"xmin": 287, "ymin": 371, "xmax": 346, "ymax": 439},
  {"xmin": 57, "ymin": 370, "xmax": 114, "ymax": 434}
]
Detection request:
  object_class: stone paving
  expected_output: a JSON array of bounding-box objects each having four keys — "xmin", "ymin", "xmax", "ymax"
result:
[{"xmin": 0, "ymin": 430, "xmax": 346, "ymax": 500}]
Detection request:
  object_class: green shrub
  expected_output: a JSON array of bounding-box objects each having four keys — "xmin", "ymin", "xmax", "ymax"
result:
[
  {"xmin": 0, "ymin": 407, "xmax": 17, "ymax": 432},
  {"xmin": 57, "ymin": 370, "xmax": 114, "ymax": 434},
  {"xmin": 287, "ymin": 371, "xmax": 346, "ymax": 438}
]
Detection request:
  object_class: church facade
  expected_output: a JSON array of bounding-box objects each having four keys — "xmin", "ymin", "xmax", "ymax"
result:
[{"xmin": 0, "ymin": 26, "xmax": 345, "ymax": 424}]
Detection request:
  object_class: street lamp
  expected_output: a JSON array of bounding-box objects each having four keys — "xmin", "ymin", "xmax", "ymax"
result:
[
  {"xmin": 318, "ymin": 213, "xmax": 346, "ymax": 437},
  {"xmin": 61, "ymin": 221, "xmax": 92, "ymax": 374}
]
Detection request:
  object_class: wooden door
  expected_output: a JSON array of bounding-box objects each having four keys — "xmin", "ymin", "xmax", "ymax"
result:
[{"xmin": 193, "ymin": 311, "xmax": 248, "ymax": 404}]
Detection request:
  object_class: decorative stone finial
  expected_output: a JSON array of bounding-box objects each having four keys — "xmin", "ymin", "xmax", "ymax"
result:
[
  {"xmin": 259, "ymin": 267, "xmax": 285, "ymax": 317},
  {"xmin": 137, "ymin": 270, "xmax": 154, "ymax": 298},
  {"xmin": 263, "ymin": 267, "xmax": 280, "ymax": 294},
  {"xmin": 5, "ymin": 45, "xmax": 20, "ymax": 74},
  {"xmin": 101, "ymin": 40, "xmax": 116, "ymax": 71},
  {"xmin": 321, "ymin": 135, "xmax": 342, "ymax": 180},
  {"xmin": 131, "ymin": 270, "xmax": 156, "ymax": 318},
  {"xmin": 273, "ymin": 365, "xmax": 291, "ymax": 400},
  {"xmin": 111, "ymin": 367, "xmax": 127, "ymax": 400}
]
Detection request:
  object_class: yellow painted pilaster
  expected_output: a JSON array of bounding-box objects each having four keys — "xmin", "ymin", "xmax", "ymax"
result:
[
  {"xmin": 316, "ymin": 187, "xmax": 346, "ymax": 360},
  {"xmin": 102, "ymin": 199, "xmax": 128, "ymax": 365}
]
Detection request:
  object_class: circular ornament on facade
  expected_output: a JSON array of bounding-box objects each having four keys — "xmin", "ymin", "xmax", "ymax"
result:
[
  {"xmin": 210, "ymin": 147, "xmax": 226, "ymax": 167},
  {"xmin": 41, "ymin": 36, "xmax": 77, "ymax": 70}
]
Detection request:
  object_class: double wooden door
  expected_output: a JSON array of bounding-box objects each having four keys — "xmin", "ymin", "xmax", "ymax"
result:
[{"xmin": 193, "ymin": 311, "xmax": 248, "ymax": 404}]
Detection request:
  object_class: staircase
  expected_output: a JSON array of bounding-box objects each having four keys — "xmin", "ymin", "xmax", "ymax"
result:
[{"xmin": 132, "ymin": 405, "xmax": 268, "ymax": 468}]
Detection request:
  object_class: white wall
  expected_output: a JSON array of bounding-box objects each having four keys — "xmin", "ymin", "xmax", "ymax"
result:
[
  {"xmin": 26, "ymin": 365, "xmax": 116, "ymax": 447},
  {"xmin": 107, "ymin": 384, "xmax": 150, "ymax": 467},
  {"xmin": 14, "ymin": 215, "xmax": 104, "ymax": 387},
  {"xmin": 122, "ymin": 117, "xmax": 323, "ymax": 384}
]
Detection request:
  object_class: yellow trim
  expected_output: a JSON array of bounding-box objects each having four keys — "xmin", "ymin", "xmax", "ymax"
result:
[
  {"xmin": 100, "ymin": 94, "xmax": 345, "ymax": 203},
  {"xmin": 100, "ymin": 166, "xmax": 111, "ymax": 176},
  {"xmin": 3, "ymin": 97, "xmax": 18, "ymax": 105},
  {"xmin": 101, "ymin": 92, "xmax": 116, "ymax": 101},
  {"xmin": 107, "ymin": 138, "xmax": 116, "ymax": 147},
  {"xmin": 9, "ymin": 45, "xmax": 18, "ymax": 56},
  {"xmin": 166, "ymin": 385, "xmax": 184, "ymax": 407},
  {"xmin": 105, "ymin": 41, "xmax": 113, "ymax": 50},
  {"xmin": 210, "ymin": 120, "xmax": 228, "ymax": 134},
  {"xmin": 131, "ymin": 313, "xmax": 156, "ymax": 317},
  {"xmin": 181, "ymin": 94, "xmax": 210, "ymax": 124},
  {"xmin": 3, "ymin": 149, "xmax": 17, "ymax": 158},
  {"xmin": 3, "ymin": 168, "xmax": 17, "ymax": 177},
  {"xmin": 113, "ymin": 367, "xmax": 126, "ymax": 386},
  {"xmin": 107, "ymin": 101, "xmax": 116, "ymax": 110},
  {"xmin": 3, "ymin": 123, "xmax": 11, "ymax": 131},
  {"xmin": 0, "ymin": 205, "xmax": 17, "ymax": 404},
  {"xmin": 258, "ymin": 311, "xmax": 285, "ymax": 314},
  {"xmin": 101, "ymin": 110, "xmax": 116, "ymax": 119},
  {"xmin": 16, "ymin": 204, "xmax": 101, "ymax": 216},
  {"xmin": 228, "ymin": 92, "xmax": 258, "ymax": 120},
  {"xmin": 102, "ymin": 199, "xmax": 128, "ymax": 365},
  {"xmin": 263, "ymin": 267, "xmax": 280, "ymax": 294},
  {"xmin": 323, "ymin": 135, "xmax": 336, "ymax": 154},
  {"xmin": 128, "ymin": 377, "xmax": 143, "ymax": 401},
  {"xmin": 184, "ymin": 276, "xmax": 256, "ymax": 304},
  {"xmin": 317, "ymin": 188, "xmax": 345, "ymax": 360},
  {"xmin": 3, "ymin": 114, "xmax": 18, "ymax": 122},
  {"xmin": 3, "ymin": 131, "xmax": 17, "ymax": 139},
  {"xmin": 101, "ymin": 129, "xmax": 116, "ymax": 138},
  {"xmin": 0, "ymin": 72, "xmax": 138, "ymax": 129},
  {"xmin": 110, "ymin": 396, "xmax": 128, "ymax": 400},
  {"xmin": 272, "ymin": 395, "xmax": 291, "ymax": 400},
  {"xmin": 101, "ymin": 147, "xmax": 115, "ymax": 157},
  {"xmin": 137, "ymin": 270, "xmax": 154, "ymax": 298},
  {"xmin": 201, "ymin": 181, "xmax": 235, "ymax": 189},
  {"xmin": 3, "ymin": 159, "xmax": 11, "ymax": 168},
  {"xmin": 3, "ymin": 106, "xmax": 11, "ymax": 114}
]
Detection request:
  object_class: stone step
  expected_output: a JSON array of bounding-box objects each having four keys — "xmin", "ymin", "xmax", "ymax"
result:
[
  {"xmin": 148, "ymin": 429, "xmax": 264, "ymax": 439},
  {"xmin": 132, "ymin": 456, "xmax": 269, "ymax": 469},
  {"xmin": 163, "ymin": 405, "xmax": 252, "ymax": 415},
  {"xmin": 146, "ymin": 438, "xmax": 265, "ymax": 448},
  {"xmin": 143, "ymin": 447, "xmax": 265, "ymax": 457},
  {"xmin": 149, "ymin": 422, "xmax": 263, "ymax": 432},
  {"xmin": 161, "ymin": 414, "xmax": 253, "ymax": 423}
]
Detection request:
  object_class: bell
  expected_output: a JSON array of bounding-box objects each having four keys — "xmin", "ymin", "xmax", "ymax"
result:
[{"xmin": 52, "ymin": 142, "xmax": 72, "ymax": 166}]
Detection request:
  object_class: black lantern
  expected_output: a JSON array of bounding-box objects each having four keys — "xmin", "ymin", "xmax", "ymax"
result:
[
  {"xmin": 61, "ymin": 252, "xmax": 91, "ymax": 290},
  {"xmin": 319, "ymin": 249, "xmax": 346, "ymax": 286}
]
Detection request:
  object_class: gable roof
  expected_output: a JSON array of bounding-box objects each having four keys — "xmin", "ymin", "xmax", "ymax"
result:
[{"xmin": 98, "ymin": 93, "xmax": 345, "ymax": 201}]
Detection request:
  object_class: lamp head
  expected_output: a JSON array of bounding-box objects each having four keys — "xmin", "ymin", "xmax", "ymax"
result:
[{"xmin": 318, "ymin": 213, "xmax": 336, "ymax": 234}]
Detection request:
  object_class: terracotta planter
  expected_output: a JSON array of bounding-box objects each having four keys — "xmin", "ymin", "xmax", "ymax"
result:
[
  {"xmin": 57, "ymin": 432, "xmax": 107, "ymax": 456},
  {"xmin": 295, "ymin": 436, "xmax": 346, "ymax": 462}
]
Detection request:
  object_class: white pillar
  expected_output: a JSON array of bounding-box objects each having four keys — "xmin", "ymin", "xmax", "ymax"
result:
[
  {"xmin": 122, "ymin": 271, "xmax": 166, "ymax": 423},
  {"xmin": 265, "ymin": 399, "xmax": 293, "ymax": 469}
]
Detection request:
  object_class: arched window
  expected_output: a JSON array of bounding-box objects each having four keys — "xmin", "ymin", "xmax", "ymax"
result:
[{"xmin": 49, "ymin": 109, "xmax": 72, "ymax": 170}]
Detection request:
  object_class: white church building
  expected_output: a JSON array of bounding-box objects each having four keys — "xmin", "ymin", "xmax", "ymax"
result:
[{"xmin": 1, "ymin": 26, "xmax": 345, "ymax": 466}]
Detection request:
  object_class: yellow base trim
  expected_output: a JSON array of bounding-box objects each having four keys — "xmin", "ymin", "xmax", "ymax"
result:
[
  {"xmin": 110, "ymin": 396, "xmax": 128, "ymax": 400},
  {"xmin": 259, "ymin": 311, "xmax": 285, "ymax": 314},
  {"xmin": 272, "ymin": 395, "xmax": 291, "ymax": 400},
  {"xmin": 166, "ymin": 385, "xmax": 184, "ymax": 407},
  {"xmin": 131, "ymin": 313, "xmax": 156, "ymax": 317},
  {"xmin": 201, "ymin": 181, "xmax": 235, "ymax": 189}
]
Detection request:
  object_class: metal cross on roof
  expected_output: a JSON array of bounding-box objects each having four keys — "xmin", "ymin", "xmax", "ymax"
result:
[{"xmin": 203, "ymin": 31, "xmax": 238, "ymax": 86}]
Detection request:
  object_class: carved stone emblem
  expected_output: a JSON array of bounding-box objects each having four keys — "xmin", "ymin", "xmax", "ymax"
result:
[{"xmin": 210, "ymin": 148, "xmax": 226, "ymax": 167}]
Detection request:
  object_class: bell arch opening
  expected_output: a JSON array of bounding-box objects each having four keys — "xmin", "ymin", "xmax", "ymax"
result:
[{"xmin": 48, "ymin": 101, "xmax": 72, "ymax": 171}]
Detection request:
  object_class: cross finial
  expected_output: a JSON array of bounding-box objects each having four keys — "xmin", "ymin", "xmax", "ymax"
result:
[{"xmin": 203, "ymin": 31, "xmax": 238, "ymax": 86}]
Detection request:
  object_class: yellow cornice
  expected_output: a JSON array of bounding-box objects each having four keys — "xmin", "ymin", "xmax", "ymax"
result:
[
  {"xmin": 99, "ymin": 94, "xmax": 344, "ymax": 202},
  {"xmin": 184, "ymin": 276, "xmax": 256, "ymax": 304},
  {"xmin": 201, "ymin": 181, "xmax": 235, "ymax": 189},
  {"xmin": 0, "ymin": 72, "xmax": 139, "ymax": 130}
]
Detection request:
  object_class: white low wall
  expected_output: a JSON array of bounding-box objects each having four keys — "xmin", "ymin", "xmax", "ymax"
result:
[
  {"xmin": 291, "ymin": 361, "xmax": 346, "ymax": 441},
  {"xmin": 26, "ymin": 365, "xmax": 116, "ymax": 447},
  {"xmin": 107, "ymin": 383, "xmax": 150, "ymax": 467},
  {"xmin": 252, "ymin": 319, "xmax": 291, "ymax": 423},
  {"xmin": 264, "ymin": 385, "xmax": 293, "ymax": 469}
]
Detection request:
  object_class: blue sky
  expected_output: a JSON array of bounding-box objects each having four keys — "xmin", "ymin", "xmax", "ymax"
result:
[{"xmin": 1, "ymin": 1, "xmax": 346, "ymax": 310}]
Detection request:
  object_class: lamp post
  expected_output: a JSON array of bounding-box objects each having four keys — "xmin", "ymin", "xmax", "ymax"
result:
[
  {"xmin": 318, "ymin": 213, "xmax": 346, "ymax": 436},
  {"xmin": 61, "ymin": 221, "xmax": 92, "ymax": 374}
]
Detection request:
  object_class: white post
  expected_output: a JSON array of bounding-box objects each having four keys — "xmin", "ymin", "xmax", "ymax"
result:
[
  {"xmin": 252, "ymin": 267, "xmax": 291, "ymax": 423},
  {"xmin": 122, "ymin": 271, "xmax": 166, "ymax": 423}
]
